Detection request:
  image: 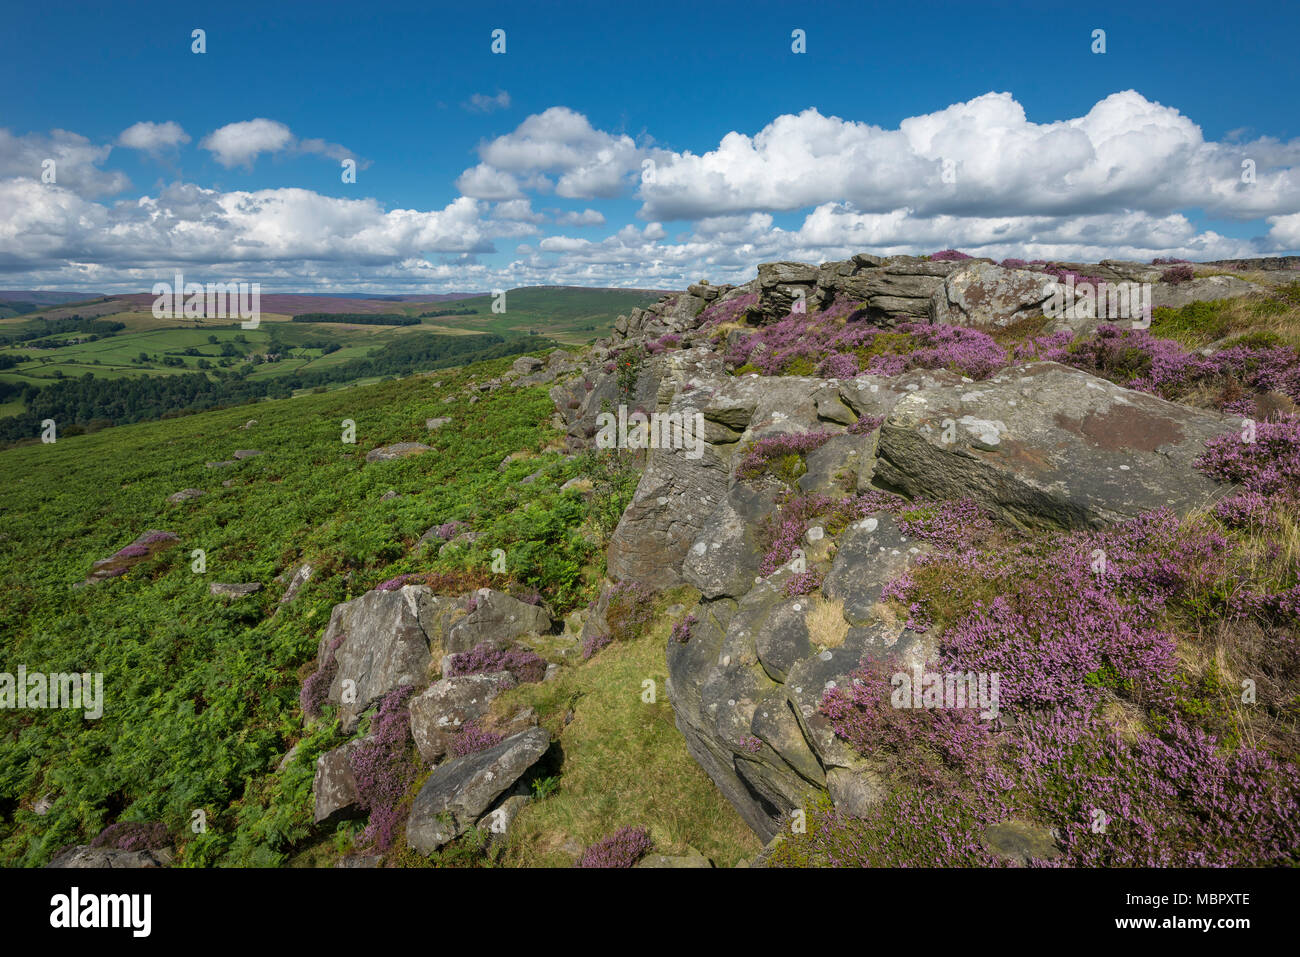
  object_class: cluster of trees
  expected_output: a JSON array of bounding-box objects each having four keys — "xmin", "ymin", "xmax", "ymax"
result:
[
  {"xmin": 291, "ymin": 313, "xmax": 420, "ymax": 326},
  {"xmin": 417, "ymin": 306, "xmax": 478, "ymax": 318},
  {"xmin": 0, "ymin": 332, "xmax": 549, "ymax": 442},
  {"xmin": 0, "ymin": 317, "xmax": 126, "ymax": 347}
]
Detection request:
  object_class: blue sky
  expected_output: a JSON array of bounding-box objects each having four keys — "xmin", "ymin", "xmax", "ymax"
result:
[{"xmin": 2, "ymin": 0, "xmax": 1298, "ymax": 292}]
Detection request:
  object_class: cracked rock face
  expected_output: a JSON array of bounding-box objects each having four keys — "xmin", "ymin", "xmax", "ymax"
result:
[
  {"xmin": 755, "ymin": 255, "xmax": 964, "ymax": 324},
  {"xmin": 646, "ymin": 363, "xmax": 1235, "ymax": 840},
  {"xmin": 317, "ymin": 585, "xmax": 441, "ymax": 730},
  {"xmin": 662, "ymin": 415, "xmax": 944, "ymax": 839},
  {"xmin": 668, "ymin": 551, "xmax": 935, "ymax": 840},
  {"xmin": 607, "ymin": 369, "xmax": 964, "ymax": 590},
  {"xmin": 875, "ymin": 361, "xmax": 1235, "ymax": 529}
]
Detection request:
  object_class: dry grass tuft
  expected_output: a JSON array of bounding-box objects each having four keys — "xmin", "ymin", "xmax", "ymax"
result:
[{"xmin": 804, "ymin": 595, "xmax": 849, "ymax": 649}]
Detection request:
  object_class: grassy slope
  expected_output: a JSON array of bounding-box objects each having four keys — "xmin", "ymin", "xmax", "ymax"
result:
[
  {"xmin": 493, "ymin": 591, "xmax": 760, "ymax": 867},
  {"xmin": 0, "ymin": 349, "xmax": 752, "ymax": 866}
]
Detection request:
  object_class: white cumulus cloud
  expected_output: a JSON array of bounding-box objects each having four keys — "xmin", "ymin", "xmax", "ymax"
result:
[{"xmin": 118, "ymin": 121, "xmax": 191, "ymax": 153}]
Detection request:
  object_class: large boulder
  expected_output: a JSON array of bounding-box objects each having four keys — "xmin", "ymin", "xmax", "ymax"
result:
[
  {"xmin": 445, "ymin": 589, "xmax": 551, "ymax": 654},
  {"xmin": 668, "ymin": 557, "xmax": 934, "ymax": 840},
  {"xmin": 930, "ymin": 261, "xmax": 1056, "ymax": 328},
  {"xmin": 681, "ymin": 483, "xmax": 780, "ymax": 599},
  {"xmin": 316, "ymin": 585, "xmax": 442, "ymax": 729},
  {"xmin": 1151, "ymin": 274, "xmax": 1265, "ymax": 310},
  {"xmin": 755, "ymin": 255, "xmax": 963, "ymax": 325},
  {"xmin": 828, "ymin": 256, "xmax": 962, "ymax": 323},
  {"xmin": 312, "ymin": 741, "xmax": 364, "ymax": 825},
  {"xmin": 405, "ymin": 727, "xmax": 550, "ymax": 853},
  {"xmin": 611, "ymin": 369, "xmax": 962, "ymax": 590},
  {"xmin": 874, "ymin": 362, "xmax": 1234, "ymax": 529},
  {"xmin": 46, "ymin": 846, "xmax": 172, "ymax": 868},
  {"xmin": 83, "ymin": 530, "xmax": 180, "ymax": 585},
  {"xmin": 365, "ymin": 442, "xmax": 431, "ymax": 463},
  {"xmin": 757, "ymin": 262, "xmax": 828, "ymax": 321},
  {"xmin": 408, "ymin": 672, "xmax": 517, "ymax": 763}
]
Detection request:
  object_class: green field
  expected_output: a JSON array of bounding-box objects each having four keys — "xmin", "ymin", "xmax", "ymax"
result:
[{"xmin": 0, "ymin": 285, "xmax": 663, "ymax": 411}]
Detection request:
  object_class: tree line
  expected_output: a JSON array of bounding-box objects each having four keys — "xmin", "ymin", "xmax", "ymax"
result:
[
  {"xmin": 291, "ymin": 313, "xmax": 420, "ymax": 326},
  {"xmin": 0, "ymin": 332, "xmax": 550, "ymax": 443}
]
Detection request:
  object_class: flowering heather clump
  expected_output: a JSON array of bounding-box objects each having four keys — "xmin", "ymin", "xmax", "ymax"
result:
[
  {"xmin": 930, "ymin": 249, "xmax": 973, "ymax": 261},
  {"xmin": 376, "ymin": 573, "xmax": 420, "ymax": 592},
  {"xmin": 351, "ymin": 685, "xmax": 418, "ymax": 852},
  {"xmin": 817, "ymin": 352, "xmax": 860, "ymax": 379},
  {"xmin": 872, "ymin": 323, "xmax": 1007, "ymax": 380},
  {"xmin": 581, "ymin": 633, "xmax": 613, "ymax": 659},
  {"xmin": 579, "ymin": 826, "xmax": 653, "ymax": 867},
  {"xmin": 1213, "ymin": 491, "xmax": 1277, "ymax": 530},
  {"xmin": 999, "ymin": 258, "xmax": 1028, "ymax": 269},
  {"xmin": 821, "ymin": 660, "xmax": 995, "ymax": 787},
  {"xmin": 450, "ymin": 720, "xmax": 503, "ymax": 757},
  {"xmin": 1196, "ymin": 416, "xmax": 1300, "ymax": 501},
  {"xmin": 514, "ymin": 587, "xmax": 543, "ymax": 606},
  {"xmin": 447, "ymin": 641, "xmax": 546, "ymax": 684},
  {"xmin": 1161, "ymin": 264, "xmax": 1196, "ymax": 284},
  {"xmin": 300, "ymin": 632, "xmax": 347, "ymax": 719},
  {"xmin": 465, "ymin": 596, "xmax": 478, "ymax": 613},
  {"xmin": 90, "ymin": 821, "xmax": 170, "ymax": 852},
  {"xmin": 738, "ymin": 735, "xmax": 763, "ymax": 754},
  {"xmin": 894, "ymin": 499, "xmax": 997, "ymax": 553},
  {"xmin": 1011, "ymin": 329, "xmax": 1075, "ymax": 362},
  {"xmin": 605, "ymin": 580, "xmax": 657, "ymax": 641},
  {"xmin": 670, "ymin": 614, "xmax": 697, "ymax": 643},
  {"xmin": 699, "ymin": 292, "xmax": 759, "ymax": 329},
  {"xmin": 847, "ymin": 414, "xmax": 885, "ymax": 435},
  {"xmin": 735, "ymin": 430, "xmax": 834, "ymax": 481},
  {"xmin": 783, "ymin": 571, "xmax": 823, "ymax": 596},
  {"xmin": 113, "ymin": 544, "xmax": 150, "ymax": 559}
]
